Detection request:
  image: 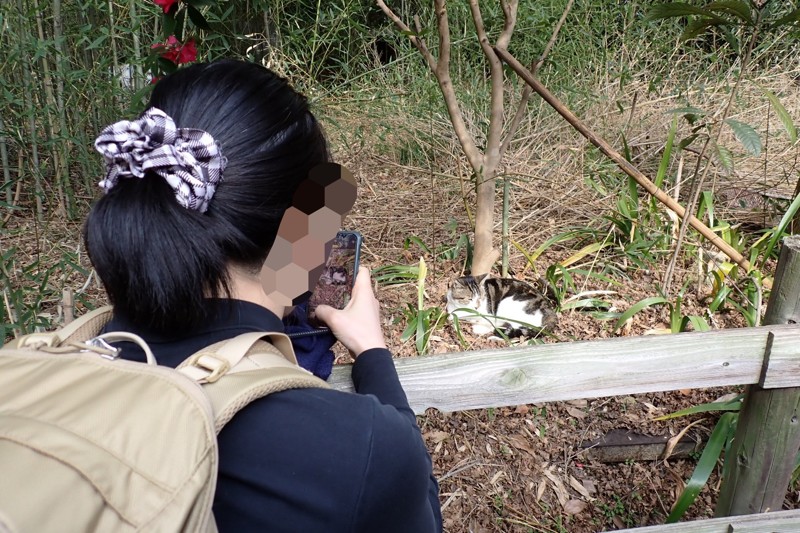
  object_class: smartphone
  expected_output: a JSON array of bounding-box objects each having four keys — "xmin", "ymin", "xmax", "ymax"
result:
[{"xmin": 307, "ymin": 230, "xmax": 362, "ymax": 327}]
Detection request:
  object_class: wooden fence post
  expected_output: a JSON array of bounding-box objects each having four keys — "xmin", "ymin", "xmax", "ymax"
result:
[{"xmin": 716, "ymin": 235, "xmax": 800, "ymax": 516}]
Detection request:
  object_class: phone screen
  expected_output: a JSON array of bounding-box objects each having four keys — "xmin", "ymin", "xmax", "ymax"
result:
[{"xmin": 307, "ymin": 231, "xmax": 362, "ymax": 326}]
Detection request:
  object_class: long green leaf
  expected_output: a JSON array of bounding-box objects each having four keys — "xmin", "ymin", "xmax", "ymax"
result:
[
  {"xmin": 560, "ymin": 241, "xmax": 611, "ymax": 268},
  {"xmin": 763, "ymin": 192, "xmax": 800, "ymax": 260},
  {"xmin": 187, "ymin": 5, "xmax": 211, "ymax": 30},
  {"xmin": 725, "ymin": 119, "xmax": 762, "ymax": 156},
  {"xmin": 645, "ymin": 3, "xmax": 727, "ymax": 23},
  {"xmin": 681, "ymin": 18, "xmax": 718, "ymax": 41},
  {"xmin": 655, "ymin": 117, "xmax": 678, "ymax": 190},
  {"xmin": 655, "ymin": 395, "xmax": 743, "ymax": 420},
  {"xmin": 774, "ymin": 7, "xmax": 800, "ymax": 26},
  {"xmin": 665, "ymin": 106, "xmax": 707, "ymax": 116},
  {"xmin": 709, "ymin": 285, "xmax": 732, "ymax": 313},
  {"xmin": 614, "ymin": 296, "xmax": 669, "ymax": 331},
  {"xmin": 666, "ymin": 412, "xmax": 737, "ymax": 522},
  {"xmin": 682, "ymin": 315, "xmax": 711, "ymax": 332},
  {"xmin": 715, "ymin": 144, "xmax": 734, "ymax": 171},
  {"xmin": 514, "ymin": 230, "xmax": 581, "ymax": 267},
  {"xmin": 706, "ymin": 1, "xmax": 752, "ymax": 24},
  {"xmin": 762, "ymin": 89, "xmax": 798, "ymax": 144}
]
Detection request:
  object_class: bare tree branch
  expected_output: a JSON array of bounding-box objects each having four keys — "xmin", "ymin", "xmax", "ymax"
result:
[
  {"xmin": 377, "ymin": 0, "xmax": 483, "ymax": 175},
  {"xmin": 376, "ymin": 0, "xmax": 435, "ymax": 70},
  {"xmin": 499, "ymin": 0, "xmax": 574, "ymax": 159}
]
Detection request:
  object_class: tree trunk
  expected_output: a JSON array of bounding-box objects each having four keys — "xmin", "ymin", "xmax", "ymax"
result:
[{"xmin": 472, "ymin": 167, "xmax": 500, "ymax": 275}]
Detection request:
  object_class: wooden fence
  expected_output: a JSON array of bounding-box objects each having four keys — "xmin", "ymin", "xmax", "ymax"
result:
[{"xmin": 329, "ymin": 235, "xmax": 800, "ymax": 532}]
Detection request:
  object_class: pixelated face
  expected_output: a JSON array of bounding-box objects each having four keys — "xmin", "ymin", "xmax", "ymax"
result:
[{"xmin": 260, "ymin": 163, "xmax": 357, "ymax": 307}]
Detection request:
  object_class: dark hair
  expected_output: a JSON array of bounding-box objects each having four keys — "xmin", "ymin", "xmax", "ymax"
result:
[{"xmin": 84, "ymin": 60, "xmax": 329, "ymax": 334}]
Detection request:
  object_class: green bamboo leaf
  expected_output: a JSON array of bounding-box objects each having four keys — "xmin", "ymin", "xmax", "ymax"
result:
[
  {"xmin": 774, "ymin": 7, "xmax": 800, "ymax": 26},
  {"xmin": 403, "ymin": 235, "xmax": 432, "ymax": 254},
  {"xmin": 655, "ymin": 395, "xmax": 743, "ymax": 420},
  {"xmin": 85, "ymin": 35, "xmax": 108, "ymax": 50},
  {"xmin": 761, "ymin": 89, "xmax": 797, "ymax": 144},
  {"xmin": 719, "ymin": 25, "xmax": 740, "ymax": 52},
  {"xmin": 513, "ymin": 230, "xmax": 580, "ymax": 267},
  {"xmin": 666, "ymin": 412, "xmax": 737, "ymax": 522},
  {"xmin": 666, "ymin": 106, "xmax": 707, "ymax": 116},
  {"xmin": 622, "ymin": 133, "xmax": 632, "ymax": 163},
  {"xmin": 186, "ymin": 0, "xmax": 216, "ymax": 7},
  {"xmin": 655, "ymin": 117, "xmax": 678, "ymax": 190},
  {"xmin": 187, "ymin": 5, "xmax": 211, "ymax": 30},
  {"xmin": 560, "ymin": 298, "xmax": 612, "ymax": 311},
  {"xmin": 715, "ymin": 144, "xmax": 734, "ymax": 171},
  {"xmin": 559, "ymin": 241, "xmax": 611, "ymax": 268},
  {"xmin": 680, "ymin": 18, "xmax": 719, "ymax": 41},
  {"xmin": 706, "ymin": 1, "xmax": 753, "ymax": 24},
  {"xmin": 645, "ymin": 3, "xmax": 726, "ymax": 23},
  {"xmin": 614, "ymin": 296, "xmax": 669, "ymax": 331},
  {"xmin": 162, "ymin": 13, "xmax": 176, "ymax": 39},
  {"xmin": 697, "ymin": 190, "xmax": 716, "ymax": 226},
  {"xmin": 763, "ymin": 193, "xmax": 800, "ymax": 261},
  {"xmin": 725, "ymin": 119, "xmax": 761, "ymax": 156},
  {"xmin": 678, "ymin": 133, "xmax": 700, "ymax": 150}
]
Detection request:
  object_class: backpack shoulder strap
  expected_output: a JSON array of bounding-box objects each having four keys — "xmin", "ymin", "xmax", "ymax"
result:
[
  {"xmin": 6, "ymin": 306, "xmax": 114, "ymax": 349},
  {"xmin": 177, "ymin": 332, "xmax": 330, "ymax": 432}
]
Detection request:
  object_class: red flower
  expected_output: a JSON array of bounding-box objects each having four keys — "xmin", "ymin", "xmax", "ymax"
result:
[
  {"xmin": 152, "ymin": 36, "xmax": 197, "ymax": 65},
  {"xmin": 154, "ymin": 0, "xmax": 179, "ymax": 14}
]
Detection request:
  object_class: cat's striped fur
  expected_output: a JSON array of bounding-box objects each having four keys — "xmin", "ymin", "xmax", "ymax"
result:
[{"xmin": 446, "ymin": 274, "xmax": 556, "ymax": 337}]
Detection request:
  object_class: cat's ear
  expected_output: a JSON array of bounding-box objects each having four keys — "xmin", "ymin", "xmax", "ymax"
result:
[{"xmin": 472, "ymin": 273, "xmax": 489, "ymax": 283}]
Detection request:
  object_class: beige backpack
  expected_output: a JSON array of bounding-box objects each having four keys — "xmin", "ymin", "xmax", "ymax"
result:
[{"xmin": 0, "ymin": 306, "xmax": 329, "ymax": 533}]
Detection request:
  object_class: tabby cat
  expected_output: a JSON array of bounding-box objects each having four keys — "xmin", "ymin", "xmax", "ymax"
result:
[{"xmin": 446, "ymin": 274, "xmax": 557, "ymax": 337}]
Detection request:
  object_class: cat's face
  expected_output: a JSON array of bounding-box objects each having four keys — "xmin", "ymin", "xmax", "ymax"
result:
[{"xmin": 446, "ymin": 275, "xmax": 487, "ymax": 308}]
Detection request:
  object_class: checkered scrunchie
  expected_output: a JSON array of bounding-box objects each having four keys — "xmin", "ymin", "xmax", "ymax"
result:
[{"xmin": 94, "ymin": 107, "xmax": 227, "ymax": 213}]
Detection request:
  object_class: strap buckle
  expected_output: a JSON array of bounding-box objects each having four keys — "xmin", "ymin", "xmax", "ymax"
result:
[
  {"xmin": 20, "ymin": 333, "xmax": 61, "ymax": 349},
  {"xmin": 183, "ymin": 352, "xmax": 231, "ymax": 383},
  {"xmin": 85, "ymin": 336, "xmax": 122, "ymax": 360}
]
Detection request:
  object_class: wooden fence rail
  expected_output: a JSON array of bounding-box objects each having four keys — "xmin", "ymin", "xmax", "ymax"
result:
[
  {"xmin": 329, "ymin": 324, "xmax": 800, "ymax": 414},
  {"xmin": 616, "ymin": 508, "xmax": 800, "ymax": 532}
]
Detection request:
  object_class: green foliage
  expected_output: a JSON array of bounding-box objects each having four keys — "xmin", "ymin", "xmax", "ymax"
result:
[
  {"xmin": 400, "ymin": 258, "xmax": 447, "ymax": 355},
  {"xmin": 0, "ymin": 246, "xmax": 91, "ymax": 346},
  {"xmin": 666, "ymin": 412, "xmax": 738, "ymax": 522}
]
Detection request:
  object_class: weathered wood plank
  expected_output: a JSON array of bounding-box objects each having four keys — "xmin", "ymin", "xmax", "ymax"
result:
[
  {"xmin": 329, "ymin": 324, "xmax": 800, "ymax": 414},
  {"xmin": 716, "ymin": 235, "xmax": 800, "ymax": 517},
  {"xmin": 611, "ymin": 508, "xmax": 800, "ymax": 533}
]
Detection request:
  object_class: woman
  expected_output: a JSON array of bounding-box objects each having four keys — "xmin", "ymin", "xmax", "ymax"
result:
[{"xmin": 85, "ymin": 60, "xmax": 442, "ymax": 532}]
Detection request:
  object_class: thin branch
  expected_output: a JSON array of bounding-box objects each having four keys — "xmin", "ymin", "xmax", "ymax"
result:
[
  {"xmin": 495, "ymin": 47, "xmax": 752, "ymax": 275},
  {"xmin": 663, "ymin": 13, "xmax": 762, "ymax": 293},
  {"xmin": 376, "ymin": 0, "xmax": 435, "ymax": 70},
  {"xmin": 377, "ymin": 0, "xmax": 483, "ymax": 174},
  {"xmin": 499, "ymin": 0, "xmax": 574, "ymax": 159}
]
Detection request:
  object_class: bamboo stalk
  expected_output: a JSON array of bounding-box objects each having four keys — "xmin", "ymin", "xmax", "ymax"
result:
[
  {"xmin": 35, "ymin": 1, "xmax": 68, "ymax": 217},
  {"xmin": 0, "ymin": 114, "xmax": 11, "ymax": 207},
  {"xmin": 16, "ymin": 0, "xmax": 44, "ymax": 221},
  {"xmin": 495, "ymin": 47, "xmax": 752, "ymax": 274},
  {"xmin": 52, "ymin": 0, "xmax": 74, "ymax": 217},
  {"xmin": 129, "ymin": 0, "xmax": 144, "ymax": 91}
]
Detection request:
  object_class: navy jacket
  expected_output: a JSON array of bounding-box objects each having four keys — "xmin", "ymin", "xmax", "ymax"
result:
[{"xmin": 107, "ymin": 300, "xmax": 442, "ymax": 533}]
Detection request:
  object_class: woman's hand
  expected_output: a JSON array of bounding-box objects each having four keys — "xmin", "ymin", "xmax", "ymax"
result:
[{"xmin": 314, "ymin": 266, "xmax": 387, "ymax": 359}]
